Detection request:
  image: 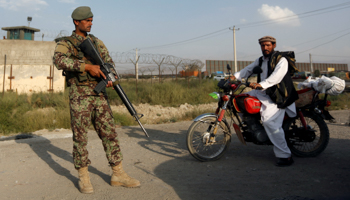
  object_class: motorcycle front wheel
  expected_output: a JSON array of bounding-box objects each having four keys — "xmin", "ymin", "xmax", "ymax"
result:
[
  {"xmin": 283, "ymin": 111, "xmax": 330, "ymax": 157},
  {"xmin": 186, "ymin": 116, "xmax": 231, "ymax": 162}
]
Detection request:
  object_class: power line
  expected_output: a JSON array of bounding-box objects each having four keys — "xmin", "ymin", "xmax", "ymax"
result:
[
  {"xmin": 293, "ymin": 28, "xmax": 350, "ymax": 47},
  {"xmin": 141, "ymin": 30, "xmax": 231, "ymax": 50},
  {"xmin": 234, "ymin": 28, "xmax": 350, "ymax": 60},
  {"xmin": 140, "ymin": 28, "xmax": 229, "ymax": 50},
  {"xmin": 136, "ymin": 1, "xmax": 350, "ymax": 50},
  {"xmin": 297, "ymin": 32, "xmax": 350, "ymax": 54},
  {"xmin": 240, "ymin": 2, "xmax": 350, "ymax": 28}
]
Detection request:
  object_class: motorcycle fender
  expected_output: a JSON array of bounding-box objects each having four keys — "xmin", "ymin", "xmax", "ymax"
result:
[
  {"xmin": 233, "ymin": 123, "xmax": 246, "ymax": 145},
  {"xmin": 193, "ymin": 113, "xmax": 217, "ymax": 122}
]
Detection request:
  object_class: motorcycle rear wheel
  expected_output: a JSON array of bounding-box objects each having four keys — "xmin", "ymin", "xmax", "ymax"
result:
[
  {"xmin": 186, "ymin": 116, "xmax": 231, "ymax": 162},
  {"xmin": 283, "ymin": 111, "xmax": 329, "ymax": 157}
]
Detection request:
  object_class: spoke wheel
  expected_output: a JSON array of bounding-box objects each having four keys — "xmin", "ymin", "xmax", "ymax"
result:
[
  {"xmin": 284, "ymin": 111, "xmax": 329, "ymax": 157},
  {"xmin": 186, "ymin": 116, "xmax": 231, "ymax": 161}
]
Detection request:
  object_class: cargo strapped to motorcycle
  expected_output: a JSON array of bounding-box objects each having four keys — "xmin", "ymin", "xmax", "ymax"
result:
[
  {"xmin": 295, "ymin": 88, "xmax": 318, "ymax": 108},
  {"xmin": 232, "ymin": 94, "xmax": 261, "ymax": 114}
]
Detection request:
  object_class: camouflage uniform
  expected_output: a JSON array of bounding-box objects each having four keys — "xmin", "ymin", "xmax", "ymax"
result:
[{"xmin": 53, "ymin": 31, "xmax": 122, "ymax": 169}]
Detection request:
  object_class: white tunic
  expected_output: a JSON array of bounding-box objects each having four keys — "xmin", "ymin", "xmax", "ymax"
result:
[{"xmin": 234, "ymin": 56, "xmax": 296, "ymax": 158}]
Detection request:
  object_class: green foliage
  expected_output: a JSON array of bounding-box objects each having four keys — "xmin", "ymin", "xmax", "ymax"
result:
[
  {"xmin": 2, "ymin": 79, "xmax": 347, "ymax": 135},
  {"xmin": 113, "ymin": 113, "xmax": 138, "ymax": 126},
  {"xmin": 314, "ymin": 69, "xmax": 320, "ymax": 78},
  {"xmin": 0, "ymin": 91, "xmax": 70, "ymax": 135},
  {"xmin": 0, "ymin": 79, "xmax": 218, "ymax": 135},
  {"xmin": 106, "ymin": 79, "xmax": 217, "ymax": 107},
  {"xmin": 329, "ymin": 72, "xmax": 336, "ymax": 77},
  {"xmin": 320, "ymin": 93, "xmax": 350, "ymax": 110}
]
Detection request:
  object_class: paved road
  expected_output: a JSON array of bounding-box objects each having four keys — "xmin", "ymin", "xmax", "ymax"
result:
[{"xmin": 0, "ymin": 110, "xmax": 349, "ymax": 200}]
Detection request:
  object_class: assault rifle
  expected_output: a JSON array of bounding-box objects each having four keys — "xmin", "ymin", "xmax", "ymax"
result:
[{"xmin": 79, "ymin": 38, "xmax": 149, "ymax": 137}]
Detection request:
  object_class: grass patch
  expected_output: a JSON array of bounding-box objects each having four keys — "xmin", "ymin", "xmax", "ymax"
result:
[
  {"xmin": 1, "ymin": 78, "xmax": 348, "ymax": 135},
  {"xmin": 0, "ymin": 91, "xmax": 70, "ymax": 135},
  {"xmin": 113, "ymin": 112, "xmax": 138, "ymax": 127},
  {"xmin": 321, "ymin": 93, "xmax": 350, "ymax": 110},
  {"xmin": 106, "ymin": 79, "xmax": 218, "ymax": 106}
]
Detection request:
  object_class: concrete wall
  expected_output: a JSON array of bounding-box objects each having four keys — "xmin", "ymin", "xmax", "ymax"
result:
[{"xmin": 0, "ymin": 40, "xmax": 65, "ymax": 94}]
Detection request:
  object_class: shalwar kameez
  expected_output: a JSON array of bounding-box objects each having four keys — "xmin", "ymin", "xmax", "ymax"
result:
[{"xmin": 234, "ymin": 56, "xmax": 296, "ymax": 158}]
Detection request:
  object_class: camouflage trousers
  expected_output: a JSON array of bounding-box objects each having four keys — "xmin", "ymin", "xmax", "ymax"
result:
[{"xmin": 69, "ymin": 95, "xmax": 123, "ymax": 170}]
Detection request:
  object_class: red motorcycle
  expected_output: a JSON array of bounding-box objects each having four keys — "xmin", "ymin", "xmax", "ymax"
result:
[{"xmin": 186, "ymin": 66, "xmax": 334, "ymax": 162}]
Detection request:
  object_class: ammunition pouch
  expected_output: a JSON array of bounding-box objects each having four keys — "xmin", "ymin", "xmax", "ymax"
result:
[
  {"xmin": 63, "ymin": 71, "xmax": 98, "ymax": 87},
  {"xmin": 57, "ymin": 34, "xmax": 101, "ymax": 87}
]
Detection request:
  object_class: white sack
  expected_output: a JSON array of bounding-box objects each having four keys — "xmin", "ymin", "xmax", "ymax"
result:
[{"xmin": 297, "ymin": 76, "xmax": 345, "ymax": 95}]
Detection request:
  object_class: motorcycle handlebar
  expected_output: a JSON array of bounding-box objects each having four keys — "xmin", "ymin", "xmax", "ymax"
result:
[{"xmin": 237, "ymin": 80, "xmax": 263, "ymax": 90}]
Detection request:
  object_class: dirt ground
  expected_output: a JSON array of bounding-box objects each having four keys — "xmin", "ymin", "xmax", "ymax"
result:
[
  {"xmin": 0, "ymin": 110, "xmax": 349, "ymax": 200},
  {"xmin": 110, "ymin": 102, "xmax": 218, "ymax": 124}
]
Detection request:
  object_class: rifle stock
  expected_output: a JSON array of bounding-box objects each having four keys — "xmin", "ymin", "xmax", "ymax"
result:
[{"xmin": 79, "ymin": 38, "xmax": 149, "ymax": 137}]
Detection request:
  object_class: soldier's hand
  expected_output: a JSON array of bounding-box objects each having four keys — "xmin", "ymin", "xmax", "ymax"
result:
[
  {"xmin": 106, "ymin": 81, "xmax": 113, "ymax": 88},
  {"xmin": 106, "ymin": 76, "xmax": 119, "ymax": 88},
  {"xmin": 85, "ymin": 64, "xmax": 106, "ymax": 79}
]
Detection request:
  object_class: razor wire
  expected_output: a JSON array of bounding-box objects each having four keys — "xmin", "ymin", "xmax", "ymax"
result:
[
  {"xmin": 3, "ymin": 28, "xmax": 204, "ymax": 71},
  {"xmin": 110, "ymin": 52, "xmax": 203, "ymax": 68},
  {"xmin": 0, "ymin": 50, "xmax": 204, "ymax": 73},
  {"xmin": 32, "ymin": 29, "xmax": 204, "ymax": 67},
  {"xmin": 34, "ymin": 29, "xmax": 70, "ymax": 39}
]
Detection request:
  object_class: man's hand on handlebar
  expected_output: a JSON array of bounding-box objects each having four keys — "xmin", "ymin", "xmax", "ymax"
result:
[
  {"xmin": 228, "ymin": 75, "xmax": 236, "ymax": 83},
  {"xmin": 249, "ymin": 82, "xmax": 263, "ymax": 90}
]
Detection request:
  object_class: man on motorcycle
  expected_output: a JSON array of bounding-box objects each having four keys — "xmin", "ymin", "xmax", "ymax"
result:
[{"xmin": 229, "ymin": 36, "xmax": 299, "ymax": 166}]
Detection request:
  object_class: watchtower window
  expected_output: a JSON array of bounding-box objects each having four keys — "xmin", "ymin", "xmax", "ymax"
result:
[
  {"xmin": 24, "ymin": 29, "xmax": 33, "ymax": 40},
  {"xmin": 9, "ymin": 29, "xmax": 20, "ymax": 39}
]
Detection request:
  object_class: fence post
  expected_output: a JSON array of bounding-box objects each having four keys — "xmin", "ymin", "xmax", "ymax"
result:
[{"xmin": 2, "ymin": 55, "xmax": 6, "ymax": 97}]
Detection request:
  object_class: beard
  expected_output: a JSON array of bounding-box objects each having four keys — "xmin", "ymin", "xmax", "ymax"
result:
[{"xmin": 262, "ymin": 50, "xmax": 274, "ymax": 57}]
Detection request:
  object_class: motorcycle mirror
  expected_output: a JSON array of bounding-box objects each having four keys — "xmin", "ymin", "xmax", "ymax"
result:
[
  {"xmin": 253, "ymin": 66, "xmax": 262, "ymax": 74},
  {"xmin": 227, "ymin": 64, "xmax": 231, "ymax": 71},
  {"xmin": 226, "ymin": 64, "xmax": 232, "ymax": 75}
]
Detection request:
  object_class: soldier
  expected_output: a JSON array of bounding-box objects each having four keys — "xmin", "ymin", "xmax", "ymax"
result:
[{"xmin": 53, "ymin": 6, "xmax": 140, "ymax": 194}]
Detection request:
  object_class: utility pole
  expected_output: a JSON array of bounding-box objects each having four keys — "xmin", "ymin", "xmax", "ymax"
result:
[
  {"xmin": 309, "ymin": 53, "xmax": 313, "ymax": 75},
  {"xmin": 229, "ymin": 26, "xmax": 239, "ymax": 73}
]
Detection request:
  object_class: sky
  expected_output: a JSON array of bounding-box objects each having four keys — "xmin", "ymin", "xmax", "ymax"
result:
[{"xmin": 1, "ymin": 0, "xmax": 350, "ymax": 73}]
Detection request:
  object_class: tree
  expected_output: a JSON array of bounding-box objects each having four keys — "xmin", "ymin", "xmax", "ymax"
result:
[{"xmin": 314, "ymin": 69, "xmax": 320, "ymax": 77}]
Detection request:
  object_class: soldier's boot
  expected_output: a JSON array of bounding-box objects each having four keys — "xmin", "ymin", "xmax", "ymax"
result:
[
  {"xmin": 77, "ymin": 167, "xmax": 94, "ymax": 194},
  {"xmin": 110, "ymin": 162, "xmax": 140, "ymax": 188}
]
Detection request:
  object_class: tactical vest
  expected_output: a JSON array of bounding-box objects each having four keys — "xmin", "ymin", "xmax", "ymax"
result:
[
  {"xmin": 55, "ymin": 35, "xmax": 100, "ymax": 86},
  {"xmin": 258, "ymin": 51, "xmax": 299, "ymax": 109}
]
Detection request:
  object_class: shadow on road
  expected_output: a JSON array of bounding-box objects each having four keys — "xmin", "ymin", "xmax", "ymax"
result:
[
  {"xmin": 121, "ymin": 125, "xmax": 188, "ymax": 158},
  {"xmin": 120, "ymin": 122, "xmax": 350, "ymax": 200},
  {"xmin": 15, "ymin": 135, "xmax": 110, "ymax": 189}
]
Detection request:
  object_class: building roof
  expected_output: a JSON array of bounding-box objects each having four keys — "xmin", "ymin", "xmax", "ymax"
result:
[{"xmin": 1, "ymin": 26, "xmax": 40, "ymax": 32}]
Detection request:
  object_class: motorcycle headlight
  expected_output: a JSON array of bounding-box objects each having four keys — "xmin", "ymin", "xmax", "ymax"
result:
[{"xmin": 209, "ymin": 92, "xmax": 220, "ymax": 100}]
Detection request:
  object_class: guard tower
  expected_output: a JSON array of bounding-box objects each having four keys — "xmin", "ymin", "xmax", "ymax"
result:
[{"xmin": 1, "ymin": 26, "xmax": 40, "ymax": 40}]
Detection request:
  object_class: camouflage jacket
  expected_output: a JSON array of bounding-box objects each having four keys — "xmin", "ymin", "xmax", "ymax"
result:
[{"xmin": 53, "ymin": 31, "xmax": 115, "ymax": 97}]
